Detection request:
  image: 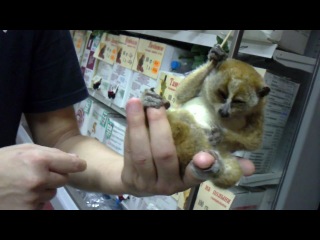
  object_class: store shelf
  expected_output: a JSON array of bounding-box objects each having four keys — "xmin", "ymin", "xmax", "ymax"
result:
[
  {"xmin": 238, "ymin": 172, "xmax": 282, "ymax": 187},
  {"xmin": 50, "ymin": 187, "xmax": 80, "ymax": 210},
  {"xmin": 126, "ymin": 30, "xmax": 317, "ymax": 72},
  {"xmin": 52, "ymin": 186, "xmax": 104, "ymax": 210},
  {"xmin": 126, "ymin": 30, "xmax": 278, "ymax": 59},
  {"xmin": 64, "ymin": 186, "xmax": 93, "ymax": 210},
  {"xmin": 126, "ymin": 30, "xmax": 219, "ymax": 48},
  {"xmin": 120, "ymin": 201, "xmax": 129, "ymax": 210},
  {"xmin": 273, "ymin": 50, "xmax": 316, "ymax": 73},
  {"xmin": 88, "ymin": 89, "xmax": 126, "ymax": 117}
]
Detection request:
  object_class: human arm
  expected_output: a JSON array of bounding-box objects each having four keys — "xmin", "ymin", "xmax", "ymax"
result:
[
  {"xmin": 25, "ymin": 105, "xmax": 126, "ymax": 195},
  {"xmin": 25, "ymin": 98, "xmax": 254, "ymax": 196}
]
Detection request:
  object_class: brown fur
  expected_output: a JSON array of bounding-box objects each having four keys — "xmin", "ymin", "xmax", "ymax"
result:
[
  {"xmin": 171, "ymin": 58, "xmax": 270, "ymax": 188},
  {"xmin": 167, "ymin": 110, "xmax": 212, "ymax": 175}
]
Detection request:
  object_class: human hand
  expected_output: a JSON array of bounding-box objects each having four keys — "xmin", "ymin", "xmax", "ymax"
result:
[
  {"xmin": 121, "ymin": 98, "xmax": 255, "ymax": 196},
  {"xmin": 0, "ymin": 144, "xmax": 86, "ymax": 210}
]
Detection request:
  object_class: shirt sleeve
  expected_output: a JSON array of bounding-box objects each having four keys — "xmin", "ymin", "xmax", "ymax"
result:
[{"xmin": 23, "ymin": 30, "xmax": 88, "ymax": 113}]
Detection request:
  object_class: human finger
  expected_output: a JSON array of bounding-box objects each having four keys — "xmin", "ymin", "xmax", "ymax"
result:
[
  {"xmin": 45, "ymin": 172, "xmax": 69, "ymax": 189},
  {"xmin": 38, "ymin": 189, "xmax": 58, "ymax": 203},
  {"xmin": 125, "ymin": 98, "xmax": 155, "ymax": 181},
  {"xmin": 182, "ymin": 151, "xmax": 216, "ymax": 186},
  {"xmin": 3, "ymin": 143, "xmax": 86, "ymax": 174},
  {"xmin": 147, "ymin": 107, "xmax": 180, "ymax": 183},
  {"xmin": 47, "ymin": 151, "xmax": 86, "ymax": 174},
  {"xmin": 237, "ymin": 158, "xmax": 255, "ymax": 176},
  {"xmin": 34, "ymin": 189, "xmax": 58, "ymax": 209}
]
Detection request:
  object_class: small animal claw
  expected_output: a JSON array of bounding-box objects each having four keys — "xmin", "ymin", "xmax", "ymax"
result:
[
  {"xmin": 189, "ymin": 150, "xmax": 221, "ymax": 180},
  {"xmin": 208, "ymin": 44, "xmax": 227, "ymax": 62},
  {"xmin": 141, "ymin": 88, "xmax": 170, "ymax": 109}
]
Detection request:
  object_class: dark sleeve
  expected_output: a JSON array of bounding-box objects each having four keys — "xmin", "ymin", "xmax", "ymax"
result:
[{"xmin": 23, "ymin": 30, "xmax": 88, "ymax": 113}]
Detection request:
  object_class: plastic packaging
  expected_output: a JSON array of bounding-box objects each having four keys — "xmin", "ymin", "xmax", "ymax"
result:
[
  {"xmin": 77, "ymin": 190, "xmax": 123, "ymax": 210},
  {"xmin": 170, "ymin": 58, "xmax": 193, "ymax": 74}
]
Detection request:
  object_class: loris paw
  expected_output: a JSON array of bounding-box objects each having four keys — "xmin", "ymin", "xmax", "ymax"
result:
[
  {"xmin": 205, "ymin": 125, "xmax": 222, "ymax": 146},
  {"xmin": 208, "ymin": 44, "xmax": 227, "ymax": 62},
  {"xmin": 189, "ymin": 150, "xmax": 221, "ymax": 180},
  {"xmin": 141, "ymin": 88, "xmax": 170, "ymax": 109}
]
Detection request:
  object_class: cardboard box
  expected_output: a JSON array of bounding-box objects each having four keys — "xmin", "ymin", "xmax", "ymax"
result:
[{"xmin": 193, "ymin": 181, "xmax": 266, "ymax": 210}]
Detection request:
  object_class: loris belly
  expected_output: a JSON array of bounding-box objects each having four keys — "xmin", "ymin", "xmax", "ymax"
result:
[{"xmin": 179, "ymin": 97, "xmax": 214, "ymax": 130}]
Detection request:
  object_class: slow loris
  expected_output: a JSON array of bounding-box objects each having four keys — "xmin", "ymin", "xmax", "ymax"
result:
[{"xmin": 141, "ymin": 45, "xmax": 270, "ymax": 189}]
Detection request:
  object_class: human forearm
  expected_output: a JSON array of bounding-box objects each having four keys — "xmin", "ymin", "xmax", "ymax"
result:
[
  {"xmin": 55, "ymin": 134, "xmax": 127, "ymax": 195},
  {"xmin": 25, "ymin": 107, "xmax": 128, "ymax": 195}
]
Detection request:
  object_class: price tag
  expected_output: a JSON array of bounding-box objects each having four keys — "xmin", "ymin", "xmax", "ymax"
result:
[{"xmin": 193, "ymin": 181, "xmax": 235, "ymax": 210}]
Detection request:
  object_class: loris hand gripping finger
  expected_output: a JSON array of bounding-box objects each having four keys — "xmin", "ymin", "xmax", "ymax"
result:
[{"xmin": 141, "ymin": 45, "xmax": 270, "ymax": 189}]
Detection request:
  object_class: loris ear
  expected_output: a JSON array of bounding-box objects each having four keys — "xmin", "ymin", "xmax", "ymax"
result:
[{"xmin": 258, "ymin": 86, "xmax": 270, "ymax": 98}]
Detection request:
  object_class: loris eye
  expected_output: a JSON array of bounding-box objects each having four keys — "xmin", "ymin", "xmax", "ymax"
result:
[{"xmin": 218, "ymin": 89, "xmax": 227, "ymax": 100}]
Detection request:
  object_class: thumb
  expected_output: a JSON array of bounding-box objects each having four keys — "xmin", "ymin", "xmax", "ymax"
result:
[{"xmin": 183, "ymin": 151, "xmax": 216, "ymax": 185}]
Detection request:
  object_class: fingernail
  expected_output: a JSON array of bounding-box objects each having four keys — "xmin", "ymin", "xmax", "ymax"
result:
[
  {"xmin": 127, "ymin": 100, "xmax": 142, "ymax": 114},
  {"xmin": 78, "ymin": 160, "xmax": 87, "ymax": 171}
]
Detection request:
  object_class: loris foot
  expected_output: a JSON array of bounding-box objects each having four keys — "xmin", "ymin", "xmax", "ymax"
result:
[
  {"xmin": 207, "ymin": 44, "xmax": 227, "ymax": 62},
  {"xmin": 141, "ymin": 88, "xmax": 170, "ymax": 109},
  {"xmin": 189, "ymin": 150, "xmax": 221, "ymax": 180},
  {"xmin": 204, "ymin": 124, "xmax": 222, "ymax": 146}
]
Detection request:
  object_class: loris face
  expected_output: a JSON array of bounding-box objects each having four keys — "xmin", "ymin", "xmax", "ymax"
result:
[{"xmin": 204, "ymin": 59, "xmax": 270, "ymax": 119}]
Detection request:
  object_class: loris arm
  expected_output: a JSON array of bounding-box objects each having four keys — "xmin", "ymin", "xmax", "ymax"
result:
[
  {"xmin": 175, "ymin": 61, "xmax": 216, "ymax": 104},
  {"xmin": 221, "ymin": 112, "xmax": 265, "ymax": 152},
  {"xmin": 176, "ymin": 44, "xmax": 227, "ymax": 105}
]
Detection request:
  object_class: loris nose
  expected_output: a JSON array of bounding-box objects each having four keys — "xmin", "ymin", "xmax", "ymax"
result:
[{"xmin": 219, "ymin": 108, "xmax": 229, "ymax": 118}]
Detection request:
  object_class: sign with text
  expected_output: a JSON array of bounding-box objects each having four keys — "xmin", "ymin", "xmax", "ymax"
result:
[
  {"xmin": 193, "ymin": 181, "xmax": 236, "ymax": 210},
  {"xmin": 116, "ymin": 35, "xmax": 139, "ymax": 69},
  {"xmin": 94, "ymin": 33, "xmax": 119, "ymax": 65}
]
